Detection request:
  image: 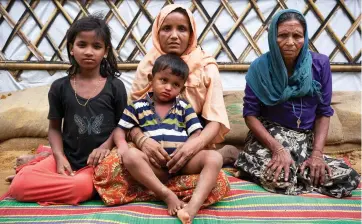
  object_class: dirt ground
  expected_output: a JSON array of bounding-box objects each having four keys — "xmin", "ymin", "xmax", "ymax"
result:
[
  {"xmin": 0, "ymin": 139, "xmax": 360, "ymax": 196},
  {"xmin": 0, "ymin": 138, "xmax": 49, "ymax": 195}
]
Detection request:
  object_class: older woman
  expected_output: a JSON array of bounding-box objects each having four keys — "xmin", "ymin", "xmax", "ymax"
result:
[{"xmin": 235, "ymin": 9, "xmax": 360, "ymax": 198}]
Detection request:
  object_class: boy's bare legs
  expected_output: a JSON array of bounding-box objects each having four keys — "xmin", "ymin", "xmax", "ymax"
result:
[
  {"xmin": 177, "ymin": 150, "xmax": 223, "ymax": 224},
  {"xmin": 122, "ymin": 148, "xmax": 184, "ymax": 215}
]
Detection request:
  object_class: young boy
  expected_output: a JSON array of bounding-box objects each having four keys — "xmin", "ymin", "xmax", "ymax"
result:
[{"xmin": 114, "ymin": 54, "xmax": 223, "ymax": 224}]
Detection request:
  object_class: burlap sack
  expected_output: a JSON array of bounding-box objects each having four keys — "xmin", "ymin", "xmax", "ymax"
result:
[
  {"xmin": 331, "ymin": 91, "xmax": 361, "ymax": 145},
  {"xmin": 223, "ymin": 91, "xmax": 248, "ymax": 145},
  {"xmin": 325, "ymin": 105, "xmax": 344, "ymax": 145},
  {"xmin": 324, "ymin": 143, "xmax": 361, "ymax": 154},
  {"xmin": 0, "ymin": 86, "xmax": 50, "ymax": 141},
  {"xmin": 223, "ymin": 91, "xmax": 345, "ymax": 146}
]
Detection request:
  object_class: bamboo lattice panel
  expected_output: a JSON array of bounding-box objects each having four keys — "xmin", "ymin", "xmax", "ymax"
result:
[{"xmin": 0, "ymin": 0, "xmax": 361, "ymax": 78}]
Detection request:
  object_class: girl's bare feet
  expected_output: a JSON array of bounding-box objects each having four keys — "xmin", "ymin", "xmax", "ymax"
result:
[
  {"xmin": 15, "ymin": 155, "xmax": 36, "ymax": 167},
  {"xmin": 5, "ymin": 151, "xmax": 52, "ymax": 183},
  {"xmin": 5, "ymin": 175, "xmax": 15, "ymax": 183},
  {"xmin": 177, "ymin": 204, "xmax": 197, "ymax": 224},
  {"xmin": 15, "ymin": 151, "xmax": 51, "ymax": 168},
  {"xmin": 161, "ymin": 188, "xmax": 185, "ymax": 216},
  {"xmin": 217, "ymin": 145, "xmax": 240, "ymax": 164}
]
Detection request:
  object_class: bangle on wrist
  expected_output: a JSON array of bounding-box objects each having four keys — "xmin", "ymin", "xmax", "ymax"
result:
[
  {"xmin": 135, "ymin": 134, "xmax": 148, "ymax": 149},
  {"xmin": 130, "ymin": 129, "xmax": 141, "ymax": 142},
  {"xmin": 133, "ymin": 132, "xmax": 143, "ymax": 147},
  {"xmin": 139, "ymin": 136, "xmax": 149, "ymax": 149},
  {"xmin": 274, "ymin": 146, "xmax": 284, "ymax": 154},
  {"xmin": 312, "ymin": 149, "xmax": 323, "ymax": 154},
  {"xmin": 311, "ymin": 155, "xmax": 324, "ymax": 161}
]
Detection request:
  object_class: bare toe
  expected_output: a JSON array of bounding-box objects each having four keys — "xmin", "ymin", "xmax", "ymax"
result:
[
  {"xmin": 162, "ymin": 190, "xmax": 184, "ymax": 216},
  {"xmin": 177, "ymin": 208, "xmax": 192, "ymax": 224},
  {"xmin": 5, "ymin": 175, "xmax": 15, "ymax": 183},
  {"xmin": 16, "ymin": 155, "xmax": 35, "ymax": 167}
]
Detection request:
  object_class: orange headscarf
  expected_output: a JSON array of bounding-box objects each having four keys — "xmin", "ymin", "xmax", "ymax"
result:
[{"xmin": 131, "ymin": 4, "xmax": 230, "ymax": 143}]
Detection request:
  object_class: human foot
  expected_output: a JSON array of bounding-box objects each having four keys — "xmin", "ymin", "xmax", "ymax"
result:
[
  {"xmin": 161, "ymin": 189, "xmax": 185, "ymax": 216},
  {"xmin": 217, "ymin": 145, "xmax": 240, "ymax": 165},
  {"xmin": 15, "ymin": 155, "xmax": 35, "ymax": 168},
  {"xmin": 177, "ymin": 205, "xmax": 197, "ymax": 224},
  {"xmin": 15, "ymin": 151, "xmax": 51, "ymax": 168},
  {"xmin": 5, "ymin": 175, "xmax": 15, "ymax": 183}
]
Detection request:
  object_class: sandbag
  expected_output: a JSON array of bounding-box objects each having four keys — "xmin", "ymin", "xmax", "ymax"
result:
[
  {"xmin": 331, "ymin": 91, "xmax": 361, "ymax": 145},
  {"xmin": 0, "ymin": 86, "xmax": 50, "ymax": 141},
  {"xmin": 324, "ymin": 143, "xmax": 361, "ymax": 154},
  {"xmin": 325, "ymin": 105, "xmax": 344, "ymax": 145},
  {"xmin": 222, "ymin": 91, "xmax": 345, "ymax": 146},
  {"xmin": 223, "ymin": 91, "xmax": 248, "ymax": 145}
]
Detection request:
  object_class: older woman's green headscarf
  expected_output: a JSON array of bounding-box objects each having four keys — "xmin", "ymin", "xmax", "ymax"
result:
[{"xmin": 246, "ymin": 9, "xmax": 321, "ymax": 106}]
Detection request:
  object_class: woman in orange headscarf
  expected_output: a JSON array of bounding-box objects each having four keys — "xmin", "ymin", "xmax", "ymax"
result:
[
  {"xmin": 130, "ymin": 4, "xmax": 237, "ymax": 173},
  {"xmin": 93, "ymin": 4, "xmax": 232, "ymax": 223}
]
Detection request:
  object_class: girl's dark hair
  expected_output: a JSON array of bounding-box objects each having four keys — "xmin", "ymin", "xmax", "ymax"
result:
[
  {"xmin": 277, "ymin": 12, "xmax": 306, "ymax": 34},
  {"xmin": 152, "ymin": 54, "xmax": 189, "ymax": 81},
  {"xmin": 66, "ymin": 14, "xmax": 119, "ymax": 77}
]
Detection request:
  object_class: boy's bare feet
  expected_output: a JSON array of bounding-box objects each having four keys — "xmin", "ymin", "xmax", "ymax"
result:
[
  {"xmin": 217, "ymin": 145, "xmax": 240, "ymax": 164},
  {"xmin": 161, "ymin": 188, "xmax": 185, "ymax": 216},
  {"xmin": 177, "ymin": 205, "xmax": 197, "ymax": 224}
]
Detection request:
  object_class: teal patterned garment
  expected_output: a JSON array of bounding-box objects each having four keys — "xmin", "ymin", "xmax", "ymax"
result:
[
  {"xmin": 246, "ymin": 9, "xmax": 322, "ymax": 106},
  {"xmin": 235, "ymin": 118, "xmax": 360, "ymax": 198}
]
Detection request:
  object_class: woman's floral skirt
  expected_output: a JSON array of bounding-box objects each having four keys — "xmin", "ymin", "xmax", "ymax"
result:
[
  {"xmin": 235, "ymin": 118, "xmax": 360, "ymax": 198},
  {"xmin": 94, "ymin": 150, "xmax": 230, "ymax": 206}
]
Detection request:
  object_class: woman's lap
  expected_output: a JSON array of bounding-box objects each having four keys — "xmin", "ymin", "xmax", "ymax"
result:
[
  {"xmin": 235, "ymin": 119, "xmax": 360, "ymax": 198},
  {"xmin": 94, "ymin": 150, "xmax": 230, "ymax": 206}
]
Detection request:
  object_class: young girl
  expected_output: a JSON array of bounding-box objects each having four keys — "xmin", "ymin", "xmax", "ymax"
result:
[{"xmin": 6, "ymin": 15, "xmax": 127, "ymax": 205}]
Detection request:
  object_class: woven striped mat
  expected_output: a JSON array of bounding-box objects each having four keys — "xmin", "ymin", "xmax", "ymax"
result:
[{"xmin": 0, "ymin": 170, "xmax": 360, "ymax": 224}]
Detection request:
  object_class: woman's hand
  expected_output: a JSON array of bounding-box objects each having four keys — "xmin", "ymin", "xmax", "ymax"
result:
[
  {"xmin": 266, "ymin": 148, "xmax": 294, "ymax": 182},
  {"xmin": 300, "ymin": 153, "xmax": 332, "ymax": 186},
  {"xmin": 55, "ymin": 156, "xmax": 74, "ymax": 176},
  {"xmin": 87, "ymin": 147, "xmax": 111, "ymax": 167},
  {"xmin": 141, "ymin": 138, "xmax": 170, "ymax": 168},
  {"xmin": 167, "ymin": 137, "xmax": 204, "ymax": 173}
]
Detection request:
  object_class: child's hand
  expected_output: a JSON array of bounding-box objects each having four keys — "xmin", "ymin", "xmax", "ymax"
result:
[
  {"xmin": 141, "ymin": 138, "xmax": 170, "ymax": 168},
  {"xmin": 167, "ymin": 137, "xmax": 203, "ymax": 173},
  {"xmin": 87, "ymin": 147, "xmax": 111, "ymax": 167},
  {"xmin": 55, "ymin": 156, "xmax": 74, "ymax": 176}
]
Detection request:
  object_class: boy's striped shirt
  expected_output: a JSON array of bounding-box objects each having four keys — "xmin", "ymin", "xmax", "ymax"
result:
[{"xmin": 118, "ymin": 93, "xmax": 203, "ymax": 154}]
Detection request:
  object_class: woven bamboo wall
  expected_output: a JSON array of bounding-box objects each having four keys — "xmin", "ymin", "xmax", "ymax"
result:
[{"xmin": 0, "ymin": 0, "xmax": 361, "ymax": 79}]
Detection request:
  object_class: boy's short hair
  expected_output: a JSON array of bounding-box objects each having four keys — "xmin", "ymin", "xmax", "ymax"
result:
[{"xmin": 151, "ymin": 54, "xmax": 189, "ymax": 81}]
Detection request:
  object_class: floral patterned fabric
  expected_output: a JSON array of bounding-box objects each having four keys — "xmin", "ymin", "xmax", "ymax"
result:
[
  {"xmin": 235, "ymin": 118, "xmax": 360, "ymax": 198},
  {"xmin": 94, "ymin": 150, "xmax": 230, "ymax": 206}
]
